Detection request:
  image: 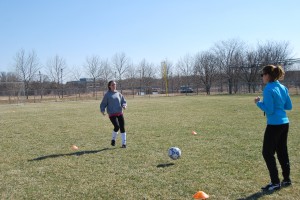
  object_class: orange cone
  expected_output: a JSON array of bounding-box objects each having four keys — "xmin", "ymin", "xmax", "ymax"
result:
[
  {"xmin": 193, "ymin": 191, "xmax": 209, "ymax": 199},
  {"xmin": 192, "ymin": 131, "xmax": 197, "ymax": 135},
  {"xmin": 71, "ymin": 145, "xmax": 79, "ymax": 150}
]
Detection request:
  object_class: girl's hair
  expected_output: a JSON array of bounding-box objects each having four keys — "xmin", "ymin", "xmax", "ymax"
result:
[
  {"xmin": 262, "ymin": 65, "xmax": 285, "ymax": 81},
  {"xmin": 107, "ymin": 80, "xmax": 115, "ymax": 90}
]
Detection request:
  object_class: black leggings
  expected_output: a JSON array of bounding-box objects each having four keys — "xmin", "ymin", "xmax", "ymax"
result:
[
  {"xmin": 262, "ymin": 123, "xmax": 290, "ymax": 184},
  {"xmin": 109, "ymin": 115, "xmax": 125, "ymax": 133}
]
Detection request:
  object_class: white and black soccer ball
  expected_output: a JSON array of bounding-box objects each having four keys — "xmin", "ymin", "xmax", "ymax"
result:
[{"xmin": 168, "ymin": 147, "xmax": 181, "ymax": 160}]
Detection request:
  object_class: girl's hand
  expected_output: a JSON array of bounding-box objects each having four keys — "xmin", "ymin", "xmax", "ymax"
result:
[{"xmin": 254, "ymin": 96, "xmax": 260, "ymax": 104}]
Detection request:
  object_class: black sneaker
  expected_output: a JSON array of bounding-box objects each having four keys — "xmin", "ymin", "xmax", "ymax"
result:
[
  {"xmin": 281, "ymin": 179, "xmax": 292, "ymax": 187},
  {"xmin": 111, "ymin": 140, "xmax": 115, "ymax": 146},
  {"xmin": 261, "ymin": 183, "xmax": 281, "ymax": 191},
  {"xmin": 121, "ymin": 144, "xmax": 126, "ymax": 148}
]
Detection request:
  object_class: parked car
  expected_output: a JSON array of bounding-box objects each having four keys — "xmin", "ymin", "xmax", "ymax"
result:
[{"xmin": 179, "ymin": 86, "xmax": 193, "ymax": 93}]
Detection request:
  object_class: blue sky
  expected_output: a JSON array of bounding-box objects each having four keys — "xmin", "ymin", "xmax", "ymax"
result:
[{"xmin": 1, "ymin": 0, "xmax": 300, "ymax": 74}]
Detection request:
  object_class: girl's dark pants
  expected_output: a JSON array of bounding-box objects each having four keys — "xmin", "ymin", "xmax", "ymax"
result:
[
  {"xmin": 262, "ymin": 123, "xmax": 290, "ymax": 184},
  {"xmin": 109, "ymin": 115, "xmax": 125, "ymax": 133}
]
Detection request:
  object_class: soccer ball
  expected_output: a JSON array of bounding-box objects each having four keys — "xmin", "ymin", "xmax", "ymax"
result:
[{"xmin": 168, "ymin": 147, "xmax": 181, "ymax": 160}]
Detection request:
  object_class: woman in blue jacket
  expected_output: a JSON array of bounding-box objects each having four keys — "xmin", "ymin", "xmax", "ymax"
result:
[
  {"xmin": 100, "ymin": 81, "xmax": 127, "ymax": 148},
  {"xmin": 255, "ymin": 65, "xmax": 292, "ymax": 191}
]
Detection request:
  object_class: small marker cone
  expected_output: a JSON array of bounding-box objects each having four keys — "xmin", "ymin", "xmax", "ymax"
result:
[
  {"xmin": 192, "ymin": 131, "xmax": 197, "ymax": 135},
  {"xmin": 193, "ymin": 191, "xmax": 209, "ymax": 199},
  {"xmin": 71, "ymin": 145, "xmax": 79, "ymax": 150}
]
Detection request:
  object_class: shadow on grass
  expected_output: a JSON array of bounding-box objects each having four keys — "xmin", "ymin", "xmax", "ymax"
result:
[
  {"xmin": 237, "ymin": 190, "xmax": 279, "ymax": 200},
  {"xmin": 28, "ymin": 148, "xmax": 112, "ymax": 161},
  {"xmin": 156, "ymin": 163, "xmax": 175, "ymax": 168}
]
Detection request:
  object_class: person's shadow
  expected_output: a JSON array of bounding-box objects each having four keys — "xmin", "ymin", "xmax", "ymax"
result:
[
  {"xmin": 237, "ymin": 190, "xmax": 278, "ymax": 200},
  {"xmin": 28, "ymin": 148, "xmax": 112, "ymax": 161}
]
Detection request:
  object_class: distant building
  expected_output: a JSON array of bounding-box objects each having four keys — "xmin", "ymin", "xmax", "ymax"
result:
[
  {"xmin": 66, "ymin": 78, "xmax": 101, "ymax": 89},
  {"xmin": 284, "ymin": 70, "xmax": 300, "ymax": 82},
  {"xmin": 79, "ymin": 78, "xmax": 94, "ymax": 82}
]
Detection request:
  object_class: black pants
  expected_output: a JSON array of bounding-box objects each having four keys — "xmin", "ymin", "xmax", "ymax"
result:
[
  {"xmin": 109, "ymin": 115, "xmax": 125, "ymax": 133},
  {"xmin": 262, "ymin": 123, "xmax": 290, "ymax": 184}
]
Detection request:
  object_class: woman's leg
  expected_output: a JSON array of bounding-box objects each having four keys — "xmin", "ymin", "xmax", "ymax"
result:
[
  {"xmin": 276, "ymin": 123, "xmax": 290, "ymax": 181},
  {"xmin": 262, "ymin": 125, "xmax": 280, "ymax": 184}
]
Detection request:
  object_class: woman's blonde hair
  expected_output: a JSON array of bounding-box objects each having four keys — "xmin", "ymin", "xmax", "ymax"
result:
[{"xmin": 262, "ymin": 65, "xmax": 285, "ymax": 81}]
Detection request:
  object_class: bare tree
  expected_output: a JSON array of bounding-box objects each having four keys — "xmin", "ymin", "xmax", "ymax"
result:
[
  {"xmin": 71, "ymin": 66, "xmax": 83, "ymax": 81},
  {"xmin": 144, "ymin": 62, "xmax": 156, "ymax": 94},
  {"xmin": 124, "ymin": 63, "xmax": 137, "ymax": 80},
  {"xmin": 47, "ymin": 55, "xmax": 67, "ymax": 98},
  {"xmin": 212, "ymin": 39, "xmax": 245, "ymax": 94},
  {"xmin": 137, "ymin": 59, "xmax": 156, "ymax": 94},
  {"xmin": 111, "ymin": 52, "xmax": 130, "ymax": 92},
  {"xmin": 124, "ymin": 62, "xmax": 137, "ymax": 95},
  {"xmin": 194, "ymin": 51, "xmax": 218, "ymax": 95},
  {"xmin": 239, "ymin": 41, "xmax": 293, "ymax": 93},
  {"xmin": 37, "ymin": 71, "xmax": 50, "ymax": 99},
  {"xmin": 84, "ymin": 55, "xmax": 103, "ymax": 96},
  {"xmin": 256, "ymin": 40, "xmax": 292, "ymax": 69},
  {"xmin": 101, "ymin": 59, "xmax": 113, "ymax": 83},
  {"xmin": 99, "ymin": 59, "xmax": 114, "ymax": 92},
  {"xmin": 176, "ymin": 54, "xmax": 194, "ymax": 88},
  {"xmin": 237, "ymin": 48, "xmax": 262, "ymax": 93},
  {"xmin": 14, "ymin": 49, "xmax": 41, "ymax": 99}
]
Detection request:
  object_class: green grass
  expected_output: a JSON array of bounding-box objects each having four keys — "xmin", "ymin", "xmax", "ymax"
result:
[{"xmin": 0, "ymin": 95, "xmax": 299, "ymax": 200}]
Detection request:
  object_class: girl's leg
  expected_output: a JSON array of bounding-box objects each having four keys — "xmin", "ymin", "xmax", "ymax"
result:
[
  {"xmin": 117, "ymin": 115, "xmax": 126, "ymax": 147},
  {"xmin": 109, "ymin": 116, "xmax": 120, "ymax": 132},
  {"xmin": 109, "ymin": 116, "xmax": 120, "ymax": 146}
]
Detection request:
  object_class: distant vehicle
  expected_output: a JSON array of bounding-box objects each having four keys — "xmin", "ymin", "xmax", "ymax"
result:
[{"xmin": 179, "ymin": 86, "xmax": 193, "ymax": 93}]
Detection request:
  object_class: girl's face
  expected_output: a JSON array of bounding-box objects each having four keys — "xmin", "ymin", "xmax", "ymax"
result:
[
  {"xmin": 109, "ymin": 82, "xmax": 117, "ymax": 91},
  {"xmin": 261, "ymin": 73, "xmax": 270, "ymax": 84}
]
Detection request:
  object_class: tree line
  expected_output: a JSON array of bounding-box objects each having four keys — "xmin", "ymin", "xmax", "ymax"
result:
[{"xmin": 0, "ymin": 38, "xmax": 298, "ymax": 98}]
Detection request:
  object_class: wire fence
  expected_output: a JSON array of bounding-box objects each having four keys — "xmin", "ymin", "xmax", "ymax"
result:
[{"xmin": 0, "ymin": 81, "xmax": 299, "ymax": 104}]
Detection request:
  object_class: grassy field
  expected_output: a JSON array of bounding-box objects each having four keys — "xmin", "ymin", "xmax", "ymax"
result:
[{"xmin": 0, "ymin": 95, "xmax": 299, "ymax": 200}]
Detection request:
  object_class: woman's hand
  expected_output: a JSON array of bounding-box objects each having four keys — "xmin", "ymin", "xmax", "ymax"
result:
[{"xmin": 254, "ymin": 96, "xmax": 260, "ymax": 104}]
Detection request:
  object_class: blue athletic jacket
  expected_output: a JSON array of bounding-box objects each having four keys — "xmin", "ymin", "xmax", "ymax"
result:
[{"xmin": 256, "ymin": 80, "xmax": 292, "ymax": 125}]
